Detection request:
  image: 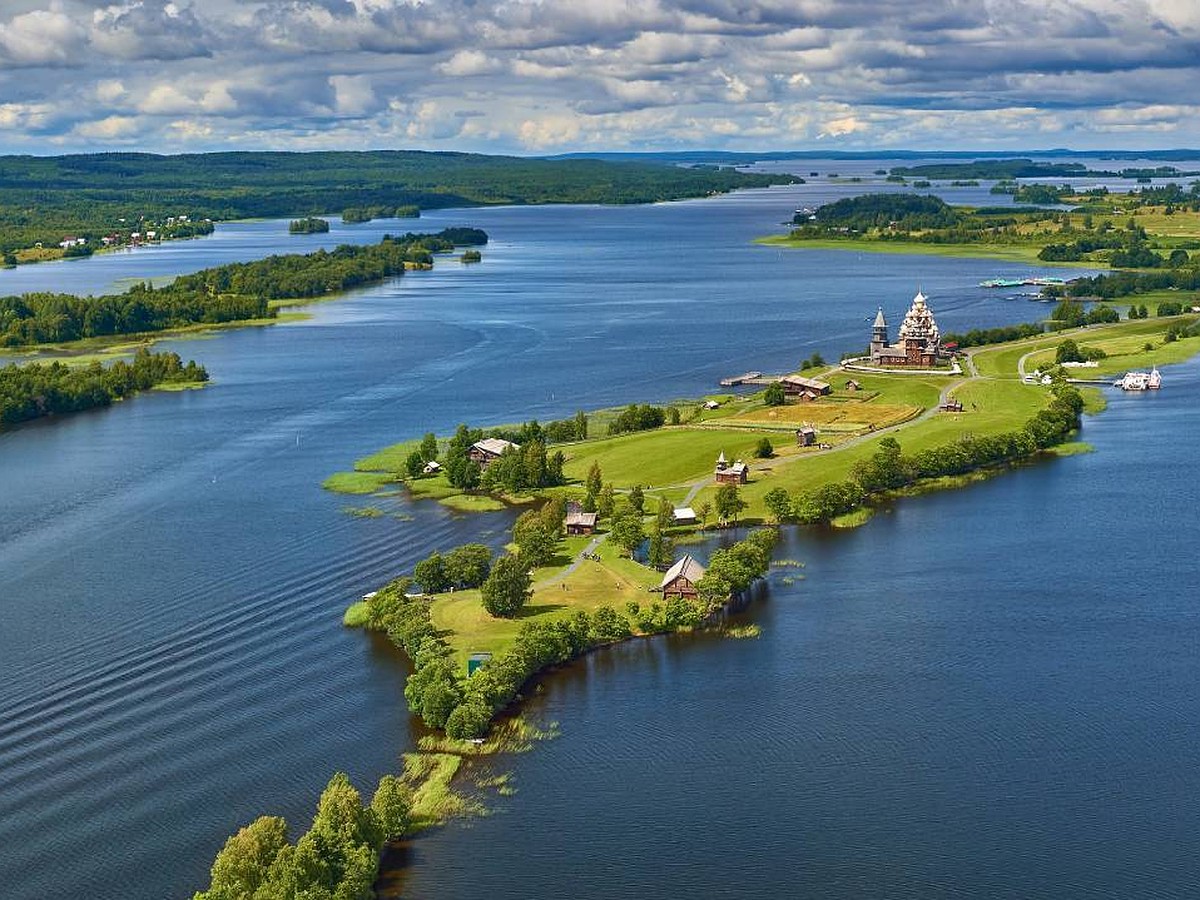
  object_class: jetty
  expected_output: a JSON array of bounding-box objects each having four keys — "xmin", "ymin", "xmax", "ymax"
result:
[{"xmin": 719, "ymin": 371, "xmax": 779, "ymax": 386}]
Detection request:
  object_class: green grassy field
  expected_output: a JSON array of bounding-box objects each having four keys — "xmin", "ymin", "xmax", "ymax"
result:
[
  {"xmin": 757, "ymin": 234, "xmax": 1070, "ymax": 265},
  {"xmin": 427, "ymin": 534, "xmax": 660, "ymax": 666}
]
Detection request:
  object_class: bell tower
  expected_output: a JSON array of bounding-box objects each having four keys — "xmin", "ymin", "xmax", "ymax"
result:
[{"xmin": 870, "ymin": 307, "xmax": 888, "ymax": 360}]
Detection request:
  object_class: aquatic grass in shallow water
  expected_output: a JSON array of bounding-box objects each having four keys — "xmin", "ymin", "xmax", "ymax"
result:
[
  {"xmin": 342, "ymin": 601, "xmax": 370, "ymax": 627},
  {"xmin": 322, "ymin": 471, "xmax": 393, "ymax": 494}
]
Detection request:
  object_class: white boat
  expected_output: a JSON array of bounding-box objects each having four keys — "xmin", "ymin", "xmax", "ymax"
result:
[{"xmin": 1116, "ymin": 369, "xmax": 1162, "ymax": 391}]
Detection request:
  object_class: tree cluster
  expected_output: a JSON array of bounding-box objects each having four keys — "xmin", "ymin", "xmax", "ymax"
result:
[
  {"xmin": 693, "ymin": 529, "xmax": 777, "ymax": 612},
  {"xmin": 1050, "ymin": 300, "xmax": 1120, "ymax": 328},
  {"xmin": 412, "ymin": 544, "xmax": 493, "ymax": 594},
  {"xmin": 1, "ymin": 349, "xmax": 207, "ymax": 428},
  {"xmin": 341, "ymin": 205, "xmax": 419, "ymax": 223},
  {"xmin": 1055, "ymin": 339, "xmax": 1107, "ymax": 363},
  {"xmin": 193, "ymin": 770, "xmax": 411, "ymax": 900},
  {"xmin": 767, "ymin": 385, "xmax": 1084, "ymax": 526},
  {"xmin": 480, "ymin": 442, "xmax": 566, "ymax": 493},
  {"xmin": 607, "ymin": 403, "xmax": 667, "ymax": 436},
  {"xmin": 941, "ymin": 322, "xmax": 1044, "ymax": 349},
  {"xmin": 287, "ymin": 217, "xmax": 329, "ymax": 234}
]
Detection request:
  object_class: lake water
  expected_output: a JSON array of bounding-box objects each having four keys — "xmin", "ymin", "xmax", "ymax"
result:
[{"xmin": 1, "ymin": 169, "xmax": 1196, "ymax": 899}]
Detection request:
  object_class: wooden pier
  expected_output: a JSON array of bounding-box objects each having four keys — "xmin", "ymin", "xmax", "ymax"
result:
[{"xmin": 719, "ymin": 371, "xmax": 781, "ymax": 387}]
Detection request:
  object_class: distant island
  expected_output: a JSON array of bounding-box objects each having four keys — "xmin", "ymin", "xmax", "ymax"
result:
[
  {"xmin": 766, "ymin": 189, "xmax": 1200, "ymax": 279},
  {"xmin": 1, "ymin": 349, "xmax": 208, "ymax": 430},
  {"xmin": 288, "ymin": 216, "xmax": 330, "ymax": 234},
  {"xmin": 0, "ymin": 229, "xmax": 487, "ymax": 351},
  {"xmin": 0, "ymin": 150, "xmax": 793, "ymax": 266}
]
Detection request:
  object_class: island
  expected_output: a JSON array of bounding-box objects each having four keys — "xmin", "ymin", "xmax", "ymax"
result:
[
  {"xmin": 0, "ymin": 349, "xmax": 208, "ymax": 430},
  {"xmin": 195, "ymin": 288, "xmax": 1200, "ymax": 900},
  {"xmin": 0, "ymin": 229, "xmax": 487, "ymax": 351},
  {"xmin": 288, "ymin": 216, "xmax": 330, "ymax": 234},
  {"xmin": 766, "ymin": 189, "xmax": 1200, "ymax": 268}
]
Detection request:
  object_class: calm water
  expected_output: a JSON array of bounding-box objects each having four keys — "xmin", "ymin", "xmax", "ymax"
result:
[{"xmin": 0, "ymin": 168, "xmax": 1196, "ymax": 899}]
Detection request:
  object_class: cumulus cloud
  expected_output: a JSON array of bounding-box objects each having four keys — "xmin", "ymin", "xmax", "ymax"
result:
[{"xmin": 0, "ymin": 0, "xmax": 1199, "ymax": 152}]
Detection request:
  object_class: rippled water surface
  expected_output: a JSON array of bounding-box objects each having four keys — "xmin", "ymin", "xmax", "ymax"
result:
[{"xmin": 1, "ymin": 168, "xmax": 1197, "ymax": 899}]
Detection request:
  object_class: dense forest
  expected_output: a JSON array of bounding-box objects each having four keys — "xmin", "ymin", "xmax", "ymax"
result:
[
  {"xmin": 0, "ymin": 349, "xmax": 206, "ymax": 428},
  {"xmin": 0, "ymin": 229, "xmax": 485, "ymax": 347},
  {"xmin": 0, "ymin": 151, "xmax": 792, "ymax": 254}
]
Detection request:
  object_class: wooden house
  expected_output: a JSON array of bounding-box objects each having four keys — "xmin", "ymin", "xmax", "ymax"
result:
[
  {"xmin": 780, "ymin": 375, "xmax": 832, "ymax": 402},
  {"xmin": 565, "ymin": 509, "xmax": 598, "ymax": 535},
  {"xmin": 660, "ymin": 555, "xmax": 706, "ymax": 600},
  {"xmin": 796, "ymin": 426, "xmax": 817, "ymax": 447},
  {"xmin": 422, "ymin": 460, "xmax": 442, "ymax": 475},
  {"xmin": 845, "ymin": 379, "xmax": 861, "ymax": 391},
  {"xmin": 469, "ymin": 437, "xmax": 519, "ymax": 467},
  {"xmin": 672, "ymin": 507, "xmax": 698, "ymax": 525}
]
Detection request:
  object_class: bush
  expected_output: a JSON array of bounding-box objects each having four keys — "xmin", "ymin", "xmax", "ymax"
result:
[{"xmin": 754, "ymin": 437, "xmax": 774, "ymax": 458}]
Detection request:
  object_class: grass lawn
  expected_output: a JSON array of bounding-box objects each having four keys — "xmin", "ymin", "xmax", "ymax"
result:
[
  {"xmin": 756, "ymin": 234, "xmax": 1077, "ymax": 265},
  {"xmin": 428, "ymin": 534, "xmax": 659, "ymax": 667},
  {"xmin": 559, "ymin": 427, "xmax": 783, "ymax": 489}
]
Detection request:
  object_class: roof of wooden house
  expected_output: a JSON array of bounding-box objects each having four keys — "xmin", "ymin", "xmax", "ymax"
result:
[
  {"xmin": 781, "ymin": 375, "xmax": 831, "ymax": 391},
  {"xmin": 471, "ymin": 437, "xmax": 520, "ymax": 457},
  {"xmin": 660, "ymin": 554, "xmax": 706, "ymax": 589}
]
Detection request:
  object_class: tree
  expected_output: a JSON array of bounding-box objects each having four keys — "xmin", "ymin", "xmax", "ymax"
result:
[
  {"xmin": 419, "ymin": 432, "xmax": 439, "ymax": 462},
  {"xmin": 585, "ymin": 461, "xmax": 603, "ymax": 499},
  {"xmin": 667, "ymin": 406, "xmax": 681, "ymax": 425},
  {"xmin": 480, "ymin": 555, "xmax": 531, "ymax": 618},
  {"xmin": 597, "ymin": 483, "xmax": 616, "ymax": 519},
  {"xmin": 764, "ymin": 381, "xmax": 786, "ymax": 406},
  {"xmin": 513, "ymin": 507, "xmax": 562, "ymax": 567},
  {"xmin": 697, "ymin": 501, "xmax": 712, "ymax": 526},
  {"xmin": 754, "ymin": 437, "xmax": 774, "ymax": 458},
  {"xmin": 443, "ymin": 543, "xmax": 492, "ymax": 588},
  {"xmin": 695, "ymin": 572, "xmax": 733, "ymax": 611},
  {"xmin": 715, "ymin": 483, "xmax": 747, "ymax": 525},
  {"xmin": 445, "ymin": 698, "xmax": 492, "ymax": 740},
  {"xmin": 628, "ymin": 484, "xmax": 645, "ymax": 514},
  {"xmin": 413, "ymin": 552, "xmax": 449, "ymax": 593},
  {"xmin": 656, "ymin": 495, "xmax": 674, "ymax": 530},
  {"xmin": 370, "ymin": 776, "xmax": 412, "ymax": 841},
  {"xmin": 202, "ymin": 816, "xmax": 290, "ymax": 900},
  {"xmin": 764, "ymin": 487, "xmax": 793, "ymax": 524},
  {"xmin": 647, "ymin": 521, "xmax": 674, "ymax": 569},
  {"xmin": 405, "ymin": 449, "xmax": 425, "ymax": 479},
  {"xmin": 610, "ymin": 511, "xmax": 645, "ymax": 557},
  {"xmin": 573, "ymin": 409, "xmax": 588, "ymax": 440}
]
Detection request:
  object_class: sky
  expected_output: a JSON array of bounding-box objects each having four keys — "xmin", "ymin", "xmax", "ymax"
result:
[{"xmin": 1, "ymin": 0, "xmax": 1198, "ymax": 156}]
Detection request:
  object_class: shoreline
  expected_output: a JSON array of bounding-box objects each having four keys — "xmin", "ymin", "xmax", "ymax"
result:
[{"xmin": 755, "ymin": 233, "xmax": 1100, "ymax": 266}]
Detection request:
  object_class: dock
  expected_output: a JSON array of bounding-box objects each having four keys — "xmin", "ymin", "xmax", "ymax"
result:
[{"xmin": 719, "ymin": 371, "xmax": 781, "ymax": 387}]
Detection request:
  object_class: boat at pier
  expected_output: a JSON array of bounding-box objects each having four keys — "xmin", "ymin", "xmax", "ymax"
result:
[{"xmin": 1116, "ymin": 367, "xmax": 1162, "ymax": 391}]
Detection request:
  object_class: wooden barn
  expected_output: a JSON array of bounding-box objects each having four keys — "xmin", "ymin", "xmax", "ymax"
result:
[
  {"xmin": 661, "ymin": 555, "xmax": 706, "ymax": 600},
  {"xmin": 565, "ymin": 509, "xmax": 598, "ymax": 535},
  {"xmin": 780, "ymin": 375, "xmax": 832, "ymax": 402}
]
